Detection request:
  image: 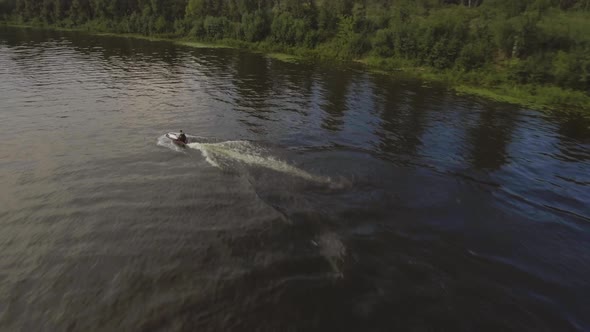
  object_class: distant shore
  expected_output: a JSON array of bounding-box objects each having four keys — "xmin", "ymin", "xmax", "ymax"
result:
[{"xmin": 4, "ymin": 22, "xmax": 589, "ymax": 117}]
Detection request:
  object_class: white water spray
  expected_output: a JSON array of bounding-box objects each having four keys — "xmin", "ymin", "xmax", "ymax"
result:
[{"xmin": 187, "ymin": 140, "xmax": 332, "ymax": 184}]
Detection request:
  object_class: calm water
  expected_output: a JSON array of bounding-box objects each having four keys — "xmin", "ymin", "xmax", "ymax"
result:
[{"xmin": 1, "ymin": 27, "xmax": 589, "ymax": 331}]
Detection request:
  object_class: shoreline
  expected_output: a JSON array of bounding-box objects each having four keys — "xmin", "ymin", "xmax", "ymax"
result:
[{"xmin": 3, "ymin": 22, "xmax": 589, "ymax": 117}]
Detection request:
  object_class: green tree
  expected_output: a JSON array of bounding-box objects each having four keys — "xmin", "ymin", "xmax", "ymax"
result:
[
  {"xmin": 241, "ymin": 10, "xmax": 269, "ymax": 41},
  {"xmin": 270, "ymin": 12, "xmax": 307, "ymax": 45}
]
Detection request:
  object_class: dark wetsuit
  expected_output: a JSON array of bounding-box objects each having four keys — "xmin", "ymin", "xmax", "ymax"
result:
[{"xmin": 178, "ymin": 133, "xmax": 187, "ymax": 143}]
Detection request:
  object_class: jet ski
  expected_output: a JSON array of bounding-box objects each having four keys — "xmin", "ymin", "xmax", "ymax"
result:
[{"xmin": 166, "ymin": 132, "xmax": 187, "ymax": 147}]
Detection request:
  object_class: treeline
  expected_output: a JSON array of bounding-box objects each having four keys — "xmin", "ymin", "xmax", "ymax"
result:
[{"xmin": 2, "ymin": 0, "xmax": 590, "ymax": 92}]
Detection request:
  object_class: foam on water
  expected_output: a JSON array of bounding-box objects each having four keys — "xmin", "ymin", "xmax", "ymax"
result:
[
  {"xmin": 156, "ymin": 134, "xmax": 185, "ymax": 153},
  {"xmin": 314, "ymin": 232, "xmax": 347, "ymax": 278},
  {"xmin": 187, "ymin": 140, "xmax": 331, "ymax": 184}
]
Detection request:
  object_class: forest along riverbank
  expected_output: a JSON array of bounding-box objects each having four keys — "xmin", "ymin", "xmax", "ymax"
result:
[{"xmin": 2, "ymin": 0, "xmax": 590, "ymax": 115}]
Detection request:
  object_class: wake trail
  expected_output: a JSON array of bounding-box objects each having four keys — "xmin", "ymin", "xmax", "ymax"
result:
[
  {"xmin": 158, "ymin": 134, "xmax": 348, "ymax": 187},
  {"xmin": 187, "ymin": 140, "xmax": 332, "ymax": 184}
]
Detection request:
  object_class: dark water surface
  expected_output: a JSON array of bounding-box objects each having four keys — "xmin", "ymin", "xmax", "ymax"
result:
[{"xmin": 1, "ymin": 27, "xmax": 589, "ymax": 331}]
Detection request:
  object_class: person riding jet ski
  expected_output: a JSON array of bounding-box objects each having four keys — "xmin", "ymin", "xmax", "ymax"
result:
[{"xmin": 177, "ymin": 130, "xmax": 187, "ymax": 143}]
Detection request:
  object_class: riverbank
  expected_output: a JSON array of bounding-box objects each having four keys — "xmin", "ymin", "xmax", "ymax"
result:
[
  {"xmin": 359, "ymin": 57, "xmax": 590, "ymax": 116},
  {"xmin": 2, "ymin": 22, "xmax": 308, "ymax": 62},
  {"xmin": 3, "ymin": 22, "xmax": 590, "ymax": 117}
]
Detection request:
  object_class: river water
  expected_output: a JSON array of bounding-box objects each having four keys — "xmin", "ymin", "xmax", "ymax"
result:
[{"xmin": 1, "ymin": 27, "xmax": 589, "ymax": 331}]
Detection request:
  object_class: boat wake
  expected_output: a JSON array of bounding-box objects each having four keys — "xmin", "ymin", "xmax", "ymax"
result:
[
  {"xmin": 156, "ymin": 134, "xmax": 185, "ymax": 153},
  {"xmin": 158, "ymin": 134, "xmax": 340, "ymax": 186},
  {"xmin": 188, "ymin": 140, "xmax": 333, "ymax": 184}
]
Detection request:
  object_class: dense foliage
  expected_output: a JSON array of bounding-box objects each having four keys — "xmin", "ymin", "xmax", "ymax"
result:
[{"xmin": 2, "ymin": 0, "xmax": 590, "ymax": 94}]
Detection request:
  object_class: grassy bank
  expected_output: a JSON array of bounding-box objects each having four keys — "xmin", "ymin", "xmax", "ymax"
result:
[
  {"xmin": 454, "ymin": 85, "xmax": 590, "ymax": 113},
  {"xmin": 3, "ymin": 21, "xmax": 590, "ymax": 116},
  {"xmin": 359, "ymin": 56, "xmax": 590, "ymax": 114}
]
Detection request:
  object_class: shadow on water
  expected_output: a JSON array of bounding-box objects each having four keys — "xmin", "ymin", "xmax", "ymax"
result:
[
  {"xmin": 466, "ymin": 102, "xmax": 520, "ymax": 171},
  {"xmin": 318, "ymin": 68, "xmax": 355, "ymax": 132},
  {"xmin": 232, "ymin": 51, "xmax": 275, "ymax": 127},
  {"xmin": 372, "ymin": 78, "xmax": 431, "ymax": 158}
]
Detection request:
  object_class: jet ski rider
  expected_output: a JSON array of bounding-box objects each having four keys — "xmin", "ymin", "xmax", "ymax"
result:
[{"xmin": 178, "ymin": 130, "xmax": 187, "ymax": 143}]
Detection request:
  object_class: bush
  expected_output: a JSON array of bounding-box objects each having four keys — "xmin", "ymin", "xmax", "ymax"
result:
[
  {"xmin": 415, "ymin": 8, "xmax": 472, "ymax": 69},
  {"xmin": 189, "ymin": 18, "xmax": 205, "ymax": 38},
  {"xmin": 154, "ymin": 15, "xmax": 167, "ymax": 33},
  {"xmin": 389, "ymin": 20, "xmax": 419, "ymax": 59},
  {"xmin": 203, "ymin": 16, "xmax": 231, "ymax": 40},
  {"xmin": 492, "ymin": 19, "xmax": 517, "ymax": 57},
  {"xmin": 457, "ymin": 40, "xmax": 494, "ymax": 71},
  {"xmin": 552, "ymin": 49, "xmax": 590, "ymax": 90},
  {"xmin": 321, "ymin": 16, "xmax": 371, "ymax": 58},
  {"xmin": 348, "ymin": 33, "xmax": 370, "ymax": 57},
  {"xmin": 509, "ymin": 54, "xmax": 553, "ymax": 84},
  {"xmin": 372, "ymin": 29, "xmax": 394, "ymax": 57},
  {"xmin": 303, "ymin": 29, "xmax": 319, "ymax": 48},
  {"xmin": 173, "ymin": 18, "xmax": 190, "ymax": 35},
  {"xmin": 241, "ymin": 10, "xmax": 269, "ymax": 42},
  {"xmin": 270, "ymin": 12, "xmax": 307, "ymax": 46},
  {"xmin": 317, "ymin": 6, "xmax": 338, "ymax": 32}
]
